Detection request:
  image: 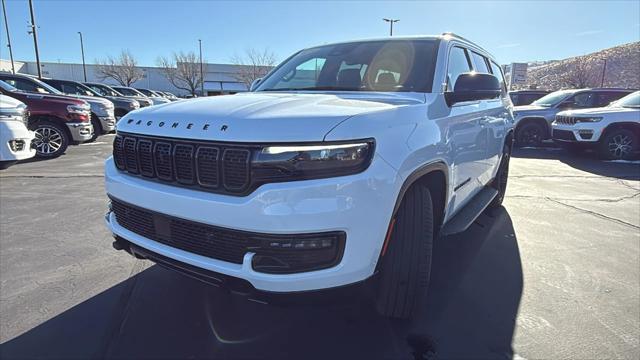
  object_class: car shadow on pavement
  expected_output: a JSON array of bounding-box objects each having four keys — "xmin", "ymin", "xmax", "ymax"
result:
[
  {"xmin": 0, "ymin": 208, "xmax": 522, "ymax": 360},
  {"xmin": 512, "ymin": 145, "xmax": 640, "ymax": 180}
]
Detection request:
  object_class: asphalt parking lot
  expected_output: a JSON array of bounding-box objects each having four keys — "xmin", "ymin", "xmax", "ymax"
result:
[{"xmin": 0, "ymin": 135, "xmax": 638, "ymax": 359}]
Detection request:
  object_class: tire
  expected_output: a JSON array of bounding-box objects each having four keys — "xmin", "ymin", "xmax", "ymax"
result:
[
  {"xmin": 87, "ymin": 115, "xmax": 101, "ymax": 142},
  {"xmin": 599, "ymin": 128, "xmax": 638, "ymax": 160},
  {"xmin": 375, "ymin": 185, "xmax": 434, "ymax": 319},
  {"xmin": 32, "ymin": 121, "xmax": 69, "ymax": 158},
  {"xmin": 515, "ymin": 122, "xmax": 545, "ymax": 148},
  {"xmin": 0, "ymin": 161, "xmax": 17, "ymax": 170},
  {"xmin": 489, "ymin": 142, "xmax": 511, "ymax": 208}
]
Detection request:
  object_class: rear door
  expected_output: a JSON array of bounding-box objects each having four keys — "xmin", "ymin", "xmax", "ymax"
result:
[{"xmin": 469, "ymin": 51, "xmax": 509, "ymax": 185}]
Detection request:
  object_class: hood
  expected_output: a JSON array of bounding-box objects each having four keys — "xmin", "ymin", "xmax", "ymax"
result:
[
  {"xmin": 70, "ymin": 94, "xmax": 112, "ymax": 107},
  {"xmin": 557, "ymin": 106, "xmax": 639, "ymax": 116},
  {"xmin": 105, "ymin": 96, "xmax": 137, "ymax": 104},
  {"xmin": 513, "ymin": 104, "xmax": 548, "ymax": 112},
  {"xmin": 20, "ymin": 92, "xmax": 87, "ymax": 106},
  {"xmin": 0, "ymin": 94, "xmax": 25, "ymax": 109},
  {"xmin": 117, "ymin": 92, "xmax": 419, "ymax": 142}
]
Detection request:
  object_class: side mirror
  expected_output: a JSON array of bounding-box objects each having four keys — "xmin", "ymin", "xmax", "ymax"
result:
[
  {"xmin": 250, "ymin": 78, "xmax": 262, "ymax": 92},
  {"xmin": 445, "ymin": 73, "xmax": 501, "ymax": 106}
]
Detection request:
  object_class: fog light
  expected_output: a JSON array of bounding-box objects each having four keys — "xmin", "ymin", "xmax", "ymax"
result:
[
  {"xmin": 8, "ymin": 140, "xmax": 25, "ymax": 152},
  {"xmin": 251, "ymin": 233, "xmax": 345, "ymax": 274},
  {"xmin": 578, "ymin": 130, "xmax": 594, "ymax": 140}
]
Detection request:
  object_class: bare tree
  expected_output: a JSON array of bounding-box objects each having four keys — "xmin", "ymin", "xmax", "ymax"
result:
[
  {"xmin": 561, "ymin": 56, "xmax": 597, "ymax": 88},
  {"xmin": 230, "ymin": 48, "xmax": 277, "ymax": 88},
  {"xmin": 95, "ymin": 50, "xmax": 144, "ymax": 86},
  {"xmin": 157, "ymin": 51, "xmax": 203, "ymax": 96}
]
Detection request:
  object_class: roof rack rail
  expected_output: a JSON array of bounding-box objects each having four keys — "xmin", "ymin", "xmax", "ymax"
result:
[{"xmin": 441, "ymin": 32, "xmax": 476, "ymax": 45}]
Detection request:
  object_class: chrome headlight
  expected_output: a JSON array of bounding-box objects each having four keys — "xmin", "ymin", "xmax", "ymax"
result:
[
  {"xmin": 575, "ymin": 117, "xmax": 603, "ymax": 123},
  {"xmin": 253, "ymin": 141, "xmax": 375, "ymax": 182},
  {"xmin": 67, "ymin": 103, "xmax": 91, "ymax": 115}
]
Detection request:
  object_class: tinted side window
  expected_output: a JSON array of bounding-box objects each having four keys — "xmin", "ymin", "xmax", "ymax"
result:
[
  {"xmin": 489, "ymin": 61, "xmax": 507, "ymax": 94},
  {"xmin": 47, "ymin": 81, "xmax": 64, "ymax": 92},
  {"xmin": 447, "ymin": 46, "xmax": 471, "ymax": 91},
  {"xmin": 594, "ymin": 92, "xmax": 628, "ymax": 107},
  {"xmin": 570, "ymin": 92, "xmax": 596, "ymax": 108},
  {"xmin": 470, "ymin": 52, "xmax": 490, "ymax": 74},
  {"xmin": 1, "ymin": 78, "xmax": 49, "ymax": 94}
]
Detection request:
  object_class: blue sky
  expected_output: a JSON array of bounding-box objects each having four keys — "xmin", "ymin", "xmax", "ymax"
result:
[{"xmin": 1, "ymin": 0, "xmax": 639, "ymax": 66}]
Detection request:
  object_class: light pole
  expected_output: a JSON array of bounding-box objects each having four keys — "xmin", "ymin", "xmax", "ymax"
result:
[
  {"xmin": 27, "ymin": 0, "xmax": 42, "ymax": 78},
  {"xmin": 198, "ymin": 39, "xmax": 204, "ymax": 97},
  {"xmin": 383, "ymin": 18, "xmax": 399, "ymax": 36},
  {"xmin": 600, "ymin": 58, "xmax": 607, "ymax": 88},
  {"xmin": 78, "ymin": 31, "xmax": 87, "ymax": 81},
  {"xmin": 1, "ymin": 0, "xmax": 15, "ymax": 74}
]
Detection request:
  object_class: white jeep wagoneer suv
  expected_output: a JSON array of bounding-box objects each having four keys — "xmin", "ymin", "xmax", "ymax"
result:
[{"xmin": 104, "ymin": 33, "xmax": 514, "ymax": 318}]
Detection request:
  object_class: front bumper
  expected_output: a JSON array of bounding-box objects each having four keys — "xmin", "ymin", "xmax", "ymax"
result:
[
  {"xmin": 0, "ymin": 122, "xmax": 36, "ymax": 161},
  {"xmin": 104, "ymin": 155, "xmax": 399, "ymax": 292},
  {"xmin": 66, "ymin": 122, "xmax": 93, "ymax": 142},
  {"xmin": 552, "ymin": 122, "xmax": 602, "ymax": 143},
  {"xmin": 99, "ymin": 116, "xmax": 116, "ymax": 133}
]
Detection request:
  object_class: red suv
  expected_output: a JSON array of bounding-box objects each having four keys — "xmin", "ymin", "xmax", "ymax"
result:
[{"xmin": 0, "ymin": 79, "xmax": 93, "ymax": 158}]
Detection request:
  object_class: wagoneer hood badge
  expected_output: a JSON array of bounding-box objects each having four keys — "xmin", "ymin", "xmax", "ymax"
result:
[{"xmin": 116, "ymin": 92, "xmax": 418, "ymax": 142}]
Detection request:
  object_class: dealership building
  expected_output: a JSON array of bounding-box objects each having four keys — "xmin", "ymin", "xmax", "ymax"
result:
[{"xmin": 0, "ymin": 59, "xmax": 252, "ymax": 96}]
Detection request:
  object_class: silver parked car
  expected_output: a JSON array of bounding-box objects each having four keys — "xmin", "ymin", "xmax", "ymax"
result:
[{"xmin": 513, "ymin": 88, "xmax": 634, "ymax": 147}]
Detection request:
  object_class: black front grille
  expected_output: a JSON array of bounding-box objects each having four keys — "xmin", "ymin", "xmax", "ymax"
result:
[
  {"xmin": 553, "ymin": 129, "xmax": 576, "ymax": 141},
  {"xmin": 113, "ymin": 133, "xmax": 254, "ymax": 195},
  {"xmin": 110, "ymin": 197, "xmax": 346, "ymax": 272},
  {"xmin": 555, "ymin": 115, "xmax": 577, "ymax": 125}
]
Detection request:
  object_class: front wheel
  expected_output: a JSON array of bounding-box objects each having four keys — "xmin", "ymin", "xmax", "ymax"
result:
[
  {"xmin": 489, "ymin": 142, "xmax": 511, "ymax": 208},
  {"xmin": 87, "ymin": 115, "xmax": 101, "ymax": 142},
  {"xmin": 375, "ymin": 185, "xmax": 434, "ymax": 319},
  {"xmin": 32, "ymin": 121, "xmax": 69, "ymax": 158},
  {"xmin": 515, "ymin": 122, "xmax": 545, "ymax": 148},
  {"xmin": 599, "ymin": 129, "xmax": 637, "ymax": 160}
]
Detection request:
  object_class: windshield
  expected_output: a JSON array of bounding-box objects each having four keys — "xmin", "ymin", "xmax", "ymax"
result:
[
  {"xmin": 0, "ymin": 80, "xmax": 19, "ymax": 92},
  {"xmin": 611, "ymin": 91, "xmax": 640, "ymax": 108},
  {"xmin": 62, "ymin": 82, "xmax": 97, "ymax": 97},
  {"xmin": 89, "ymin": 84, "xmax": 122, "ymax": 97},
  {"xmin": 532, "ymin": 90, "xmax": 576, "ymax": 107},
  {"xmin": 256, "ymin": 40, "xmax": 439, "ymax": 93},
  {"xmin": 31, "ymin": 78, "xmax": 64, "ymax": 95},
  {"xmin": 115, "ymin": 87, "xmax": 145, "ymax": 97},
  {"xmin": 136, "ymin": 89, "xmax": 153, "ymax": 96},
  {"xmin": 75, "ymin": 83, "xmax": 101, "ymax": 97}
]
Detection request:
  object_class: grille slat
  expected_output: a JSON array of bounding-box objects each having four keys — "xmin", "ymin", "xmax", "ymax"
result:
[
  {"xmin": 137, "ymin": 140, "xmax": 154, "ymax": 177},
  {"xmin": 196, "ymin": 147, "xmax": 219, "ymax": 188},
  {"xmin": 113, "ymin": 134, "xmax": 251, "ymax": 195},
  {"xmin": 222, "ymin": 149, "xmax": 250, "ymax": 191},
  {"xmin": 124, "ymin": 137, "xmax": 138, "ymax": 173},
  {"xmin": 174, "ymin": 144, "xmax": 195, "ymax": 184}
]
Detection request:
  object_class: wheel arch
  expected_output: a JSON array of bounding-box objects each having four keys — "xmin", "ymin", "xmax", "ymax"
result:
[
  {"xmin": 29, "ymin": 114, "xmax": 73, "ymax": 141},
  {"xmin": 515, "ymin": 117, "xmax": 550, "ymax": 139},
  {"xmin": 392, "ymin": 161, "xmax": 449, "ymax": 237},
  {"xmin": 601, "ymin": 122, "xmax": 640, "ymax": 139}
]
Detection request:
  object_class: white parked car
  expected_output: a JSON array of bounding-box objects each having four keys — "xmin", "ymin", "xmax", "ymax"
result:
[
  {"xmin": 105, "ymin": 34, "xmax": 514, "ymax": 318},
  {"xmin": 0, "ymin": 95, "xmax": 35, "ymax": 169},
  {"xmin": 552, "ymin": 91, "xmax": 640, "ymax": 159}
]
